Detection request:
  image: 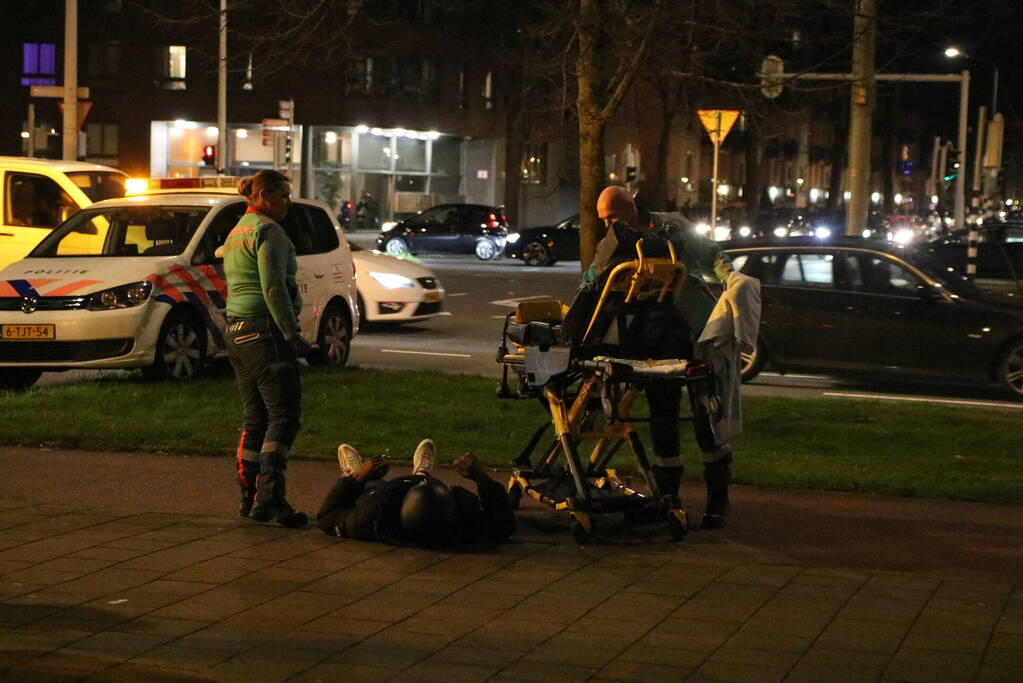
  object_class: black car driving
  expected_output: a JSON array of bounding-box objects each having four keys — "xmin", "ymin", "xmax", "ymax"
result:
[
  {"xmin": 927, "ymin": 223, "xmax": 1023, "ymax": 280},
  {"xmin": 376, "ymin": 203, "xmax": 509, "ymax": 261},
  {"xmin": 504, "ymin": 214, "xmax": 580, "ymax": 266},
  {"xmin": 722, "ymin": 237, "xmax": 1023, "ymax": 398}
]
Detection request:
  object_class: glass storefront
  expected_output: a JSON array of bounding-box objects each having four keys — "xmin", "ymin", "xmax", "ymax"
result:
[{"xmin": 151, "ymin": 121, "xmax": 493, "ymax": 225}]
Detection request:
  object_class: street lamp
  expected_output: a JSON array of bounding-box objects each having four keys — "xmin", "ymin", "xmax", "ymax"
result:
[{"xmin": 944, "ymin": 46, "xmax": 997, "ymax": 113}]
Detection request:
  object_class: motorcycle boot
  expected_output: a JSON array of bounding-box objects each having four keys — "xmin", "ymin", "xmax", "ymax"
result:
[
  {"xmin": 249, "ymin": 452, "xmax": 308, "ymax": 528},
  {"xmin": 238, "ymin": 459, "xmax": 260, "ymax": 517},
  {"xmin": 651, "ymin": 464, "xmax": 684, "ymax": 510},
  {"xmin": 702, "ymin": 452, "xmax": 733, "ymax": 529}
]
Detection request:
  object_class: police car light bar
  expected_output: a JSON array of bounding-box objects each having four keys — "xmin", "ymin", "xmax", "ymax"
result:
[{"xmin": 126, "ymin": 176, "xmax": 240, "ymax": 195}]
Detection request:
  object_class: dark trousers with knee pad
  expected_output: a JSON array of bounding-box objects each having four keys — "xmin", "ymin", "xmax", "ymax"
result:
[
  {"xmin": 645, "ymin": 381, "xmax": 718, "ymax": 497},
  {"xmin": 227, "ymin": 317, "xmax": 302, "ymax": 509}
]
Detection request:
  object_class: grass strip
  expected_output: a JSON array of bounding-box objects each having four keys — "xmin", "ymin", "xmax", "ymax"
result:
[{"xmin": 2, "ymin": 366, "xmax": 1021, "ymax": 504}]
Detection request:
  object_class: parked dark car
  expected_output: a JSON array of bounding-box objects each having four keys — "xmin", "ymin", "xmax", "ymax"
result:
[
  {"xmin": 505, "ymin": 214, "xmax": 580, "ymax": 266},
  {"xmin": 376, "ymin": 203, "xmax": 508, "ymax": 260},
  {"xmin": 927, "ymin": 224, "xmax": 1023, "ymax": 280},
  {"xmin": 720, "ymin": 237, "xmax": 1023, "ymax": 399}
]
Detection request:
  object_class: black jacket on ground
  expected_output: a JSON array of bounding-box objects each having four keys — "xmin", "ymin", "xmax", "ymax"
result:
[{"xmin": 316, "ymin": 474, "xmax": 516, "ymax": 548}]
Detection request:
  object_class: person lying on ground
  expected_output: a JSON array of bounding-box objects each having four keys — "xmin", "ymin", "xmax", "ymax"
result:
[{"xmin": 316, "ymin": 439, "xmax": 517, "ymax": 548}]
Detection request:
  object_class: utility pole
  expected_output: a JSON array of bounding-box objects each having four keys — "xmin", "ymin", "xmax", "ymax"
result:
[
  {"xmin": 62, "ymin": 0, "xmax": 78, "ymax": 160},
  {"xmin": 845, "ymin": 0, "xmax": 877, "ymax": 237},
  {"xmin": 217, "ymin": 0, "xmax": 228, "ymax": 174}
]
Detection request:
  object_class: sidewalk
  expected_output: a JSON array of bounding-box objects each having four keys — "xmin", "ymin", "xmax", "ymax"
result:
[{"xmin": 1, "ymin": 447, "xmax": 1021, "ymax": 682}]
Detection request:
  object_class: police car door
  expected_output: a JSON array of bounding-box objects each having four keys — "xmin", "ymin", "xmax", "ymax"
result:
[{"xmin": 279, "ymin": 204, "xmax": 319, "ymax": 337}]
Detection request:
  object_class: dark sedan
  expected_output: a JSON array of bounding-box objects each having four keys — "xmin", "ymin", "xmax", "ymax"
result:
[
  {"xmin": 721, "ymin": 237, "xmax": 1023, "ymax": 398},
  {"xmin": 376, "ymin": 203, "xmax": 509, "ymax": 260},
  {"xmin": 928, "ymin": 224, "xmax": 1023, "ymax": 280},
  {"xmin": 505, "ymin": 214, "xmax": 580, "ymax": 266}
]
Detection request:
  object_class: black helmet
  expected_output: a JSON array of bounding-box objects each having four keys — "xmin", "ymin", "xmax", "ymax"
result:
[{"xmin": 400, "ymin": 478, "xmax": 457, "ymax": 548}]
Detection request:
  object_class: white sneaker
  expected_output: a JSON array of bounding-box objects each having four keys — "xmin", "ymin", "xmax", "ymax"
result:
[
  {"xmin": 337, "ymin": 443, "xmax": 363, "ymax": 477},
  {"xmin": 411, "ymin": 439, "xmax": 435, "ymax": 476}
]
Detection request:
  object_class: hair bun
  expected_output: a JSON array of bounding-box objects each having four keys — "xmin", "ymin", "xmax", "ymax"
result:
[{"xmin": 238, "ymin": 177, "xmax": 254, "ymax": 197}]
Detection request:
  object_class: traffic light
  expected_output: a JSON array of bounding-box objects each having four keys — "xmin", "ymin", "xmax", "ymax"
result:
[
  {"xmin": 202, "ymin": 145, "xmax": 216, "ymax": 166},
  {"xmin": 943, "ymin": 149, "xmax": 961, "ymax": 183}
]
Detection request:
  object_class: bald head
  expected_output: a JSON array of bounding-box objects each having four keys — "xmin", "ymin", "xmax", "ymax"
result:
[{"xmin": 596, "ymin": 186, "xmax": 639, "ymax": 228}]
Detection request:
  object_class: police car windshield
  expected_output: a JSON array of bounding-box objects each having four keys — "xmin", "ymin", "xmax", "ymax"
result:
[
  {"xmin": 66, "ymin": 171, "xmax": 128, "ymax": 202},
  {"xmin": 30, "ymin": 206, "xmax": 210, "ymax": 258}
]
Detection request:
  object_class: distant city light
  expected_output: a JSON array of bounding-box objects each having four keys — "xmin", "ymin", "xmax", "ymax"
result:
[
  {"xmin": 235, "ymin": 129, "xmax": 248, "ymax": 139},
  {"xmin": 809, "ymin": 188, "xmax": 821, "ymax": 203},
  {"xmin": 355, "ymin": 124, "xmax": 369, "ymax": 134},
  {"xmin": 680, "ymin": 176, "xmax": 689, "ymax": 184},
  {"xmin": 894, "ymin": 193, "xmax": 903, "ymax": 204},
  {"xmin": 324, "ymin": 131, "xmax": 338, "ymax": 144},
  {"xmin": 944, "ymin": 47, "xmax": 962, "ymax": 58},
  {"xmin": 768, "ymin": 186, "xmax": 780, "ymax": 201},
  {"xmin": 173, "ymin": 119, "xmax": 197, "ymax": 129},
  {"xmin": 717, "ymin": 184, "xmax": 730, "ymax": 196},
  {"xmin": 870, "ymin": 192, "xmax": 881, "ymax": 203},
  {"xmin": 206, "ymin": 126, "xmax": 218, "ymax": 137},
  {"xmin": 20, "ymin": 131, "xmax": 29, "ymax": 139},
  {"xmin": 796, "ymin": 178, "xmax": 805, "ymax": 185}
]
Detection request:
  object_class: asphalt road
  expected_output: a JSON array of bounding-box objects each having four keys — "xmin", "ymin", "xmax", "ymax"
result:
[
  {"xmin": 347, "ymin": 235, "xmax": 1022, "ymax": 412},
  {"xmin": 32, "ymin": 233, "xmax": 1023, "ymax": 411}
]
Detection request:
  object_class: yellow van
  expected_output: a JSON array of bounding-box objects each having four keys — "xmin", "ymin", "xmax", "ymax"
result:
[{"xmin": 0, "ymin": 157, "xmax": 128, "ymax": 270}]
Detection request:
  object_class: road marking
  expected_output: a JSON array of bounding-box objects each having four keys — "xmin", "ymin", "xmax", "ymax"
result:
[
  {"xmin": 380, "ymin": 349, "xmax": 472, "ymax": 358},
  {"xmin": 491, "ymin": 295, "xmax": 554, "ymax": 308},
  {"xmin": 448, "ymin": 292, "xmax": 468, "ymax": 297},
  {"xmin": 437, "ymin": 311, "xmax": 453, "ymax": 316},
  {"xmin": 761, "ymin": 372, "xmax": 822, "ymax": 380},
  {"xmin": 823, "ymin": 392, "xmax": 1022, "ymax": 409}
]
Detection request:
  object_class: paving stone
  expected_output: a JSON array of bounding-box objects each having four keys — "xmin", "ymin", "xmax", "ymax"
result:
[
  {"xmin": 426, "ymin": 645, "xmax": 524, "ymax": 669},
  {"xmin": 208, "ymin": 657, "xmax": 318, "ymax": 683},
  {"xmin": 23, "ymin": 646, "xmax": 125, "ymax": 673},
  {"xmin": 291, "ymin": 661, "xmax": 402, "ymax": 682},
  {"xmin": 494, "ymin": 659, "xmax": 597, "ymax": 682},
  {"xmin": 691, "ymin": 659, "xmax": 789, "ymax": 683},
  {"xmin": 885, "ymin": 647, "xmax": 981, "ymax": 681},
  {"xmin": 976, "ymin": 663, "xmax": 1023, "ymax": 682},
  {"xmin": 725, "ymin": 627, "xmax": 815, "ymax": 653},
  {"xmin": 457, "ymin": 617, "xmax": 564, "ymax": 652},
  {"xmin": 984, "ymin": 643, "xmax": 1023, "ymax": 667},
  {"xmin": 108, "ymin": 615, "xmax": 211, "ymax": 638},
  {"xmin": 837, "ymin": 596, "xmax": 926, "ymax": 625},
  {"xmin": 393, "ymin": 660, "xmax": 498, "ymax": 682},
  {"xmin": 708, "ymin": 643, "xmax": 801, "ymax": 669},
  {"xmin": 297, "ymin": 615, "xmax": 391, "ymax": 637},
  {"xmin": 128, "ymin": 644, "xmax": 233, "ymax": 671},
  {"xmin": 523, "ymin": 630, "xmax": 635, "ymax": 668},
  {"xmin": 596, "ymin": 659, "xmax": 693, "ymax": 682},
  {"xmin": 814, "ymin": 619, "xmax": 907, "ymax": 655}
]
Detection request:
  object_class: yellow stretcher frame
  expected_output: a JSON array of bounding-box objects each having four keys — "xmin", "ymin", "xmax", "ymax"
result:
[{"xmin": 497, "ymin": 238, "xmax": 711, "ymax": 544}]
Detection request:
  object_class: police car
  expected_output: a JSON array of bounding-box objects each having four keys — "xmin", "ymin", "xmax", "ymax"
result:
[{"xmin": 0, "ymin": 183, "xmax": 359, "ymax": 390}]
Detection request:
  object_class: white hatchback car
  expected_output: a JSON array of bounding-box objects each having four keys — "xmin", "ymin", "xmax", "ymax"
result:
[
  {"xmin": 349, "ymin": 244, "xmax": 444, "ymax": 323},
  {"xmin": 0, "ymin": 193, "xmax": 359, "ymax": 390}
]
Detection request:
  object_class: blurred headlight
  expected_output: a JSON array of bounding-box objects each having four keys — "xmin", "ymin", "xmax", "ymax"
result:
[
  {"xmin": 124, "ymin": 178, "xmax": 148, "ymax": 195},
  {"xmin": 695, "ymin": 222, "xmax": 710, "ymax": 235},
  {"xmin": 506, "ymin": 232, "xmax": 521, "ymax": 244},
  {"xmin": 86, "ymin": 281, "xmax": 152, "ymax": 311},
  {"xmin": 369, "ymin": 271, "xmax": 415, "ymax": 289},
  {"xmin": 814, "ymin": 227, "xmax": 831, "ymax": 239},
  {"xmin": 738, "ymin": 226, "xmax": 751, "ymax": 238},
  {"xmin": 381, "ymin": 221, "xmax": 397, "ymax": 232},
  {"xmin": 893, "ymin": 229, "xmax": 914, "ymax": 245},
  {"xmin": 773, "ymin": 226, "xmax": 788, "ymax": 238},
  {"xmin": 713, "ymin": 226, "xmax": 731, "ymax": 241}
]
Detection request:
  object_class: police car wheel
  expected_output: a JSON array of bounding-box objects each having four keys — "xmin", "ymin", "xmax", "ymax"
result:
[
  {"xmin": 0, "ymin": 367, "xmax": 42, "ymax": 391},
  {"xmin": 315, "ymin": 303, "xmax": 351, "ymax": 367},
  {"xmin": 144, "ymin": 311, "xmax": 206, "ymax": 381}
]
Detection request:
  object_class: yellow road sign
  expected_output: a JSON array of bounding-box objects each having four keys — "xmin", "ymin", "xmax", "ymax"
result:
[{"xmin": 697, "ymin": 110, "xmax": 740, "ymax": 145}]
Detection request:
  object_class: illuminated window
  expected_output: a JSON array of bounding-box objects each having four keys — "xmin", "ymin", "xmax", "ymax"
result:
[
  {"xmin": 520, "ymin": 142, "xmax": 547, "ymax": 186},
  {"xmin": 22, "ymin": 43, "xmax": 57, "ymax": 86},
  {"xmin": 157, "ymin": 45, "xmax": 187, "ymax": 90}
]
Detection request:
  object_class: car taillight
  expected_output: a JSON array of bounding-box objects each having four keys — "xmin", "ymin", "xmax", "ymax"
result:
[{"xmin": 488, "ymin": 212, "xmax": 499, "ymax": 229}]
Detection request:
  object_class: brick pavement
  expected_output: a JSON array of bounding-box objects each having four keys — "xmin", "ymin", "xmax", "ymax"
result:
[{"xmin": 1, "ymin": 454, "xmax": 1022, "ymax": 681}]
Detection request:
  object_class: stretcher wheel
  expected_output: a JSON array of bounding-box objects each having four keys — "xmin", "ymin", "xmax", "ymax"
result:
[
  {"xmin": 507, "ymin": 482, "xmax": 522, "ymax": 511},
  {"xmin": 667, "ymin": 510, "xmax": 688, "ymax": 541},
  {"xmin": 571, "ymin": 515, "xmax": 595, "ymax": 545}
]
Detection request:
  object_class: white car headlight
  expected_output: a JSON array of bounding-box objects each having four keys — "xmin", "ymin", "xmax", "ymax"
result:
[
  {"xmin": 773, "ymin": 226, "xmax": 788, "ymax": 237},
  {"xmin": 713, "ymin": 226, "xmax": 731, "ymax": 241},
  {"xmin": 814, "ymin": 227, "xmax": 831, "ymax": 239},
  {"xmin": 695, "ymin": 222, "xmax": 710, "ymax": 235},
  {"xmin": 893, "ymin": 229, "xmax": 914, "ymax": 245},
  {"xmin": 738, "ymin": 226, "xmax": 751, "ymax": 238},
  {"xmin": 506, "ymin": 232, "xmax": 521, "ymax": 244},
  {"xmin": 86, "ymin": 281, "xmax": 152, "ymax": 311},
  {"xmin": 368, "ymin": 271, "xmax": 415, "ymax": 289}
]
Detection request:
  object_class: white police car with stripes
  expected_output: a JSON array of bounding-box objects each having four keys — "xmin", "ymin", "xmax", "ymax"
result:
[{"xmin": 0, "ymin": 192, "xmax": 359, "ymax": 390}]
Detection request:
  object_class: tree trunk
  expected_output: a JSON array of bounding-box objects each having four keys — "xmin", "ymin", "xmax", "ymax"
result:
[
  {"xmin": 578, "ymin": 116, "xmax": 606, "ymax": 271},
  {"xmin": 744, "ymin": 119, "xmax": 763, "ymax": 223},
  {"xmin": 577, "ymin": 0, "xmax": 602, "ymax": 272},
  {"xmin": 503, "ymin": 126, "xmax": 523, "ymax": 229},
  {"xmin": 825, "ymin": 99, "xmax": 849, "ymax": 212}
]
